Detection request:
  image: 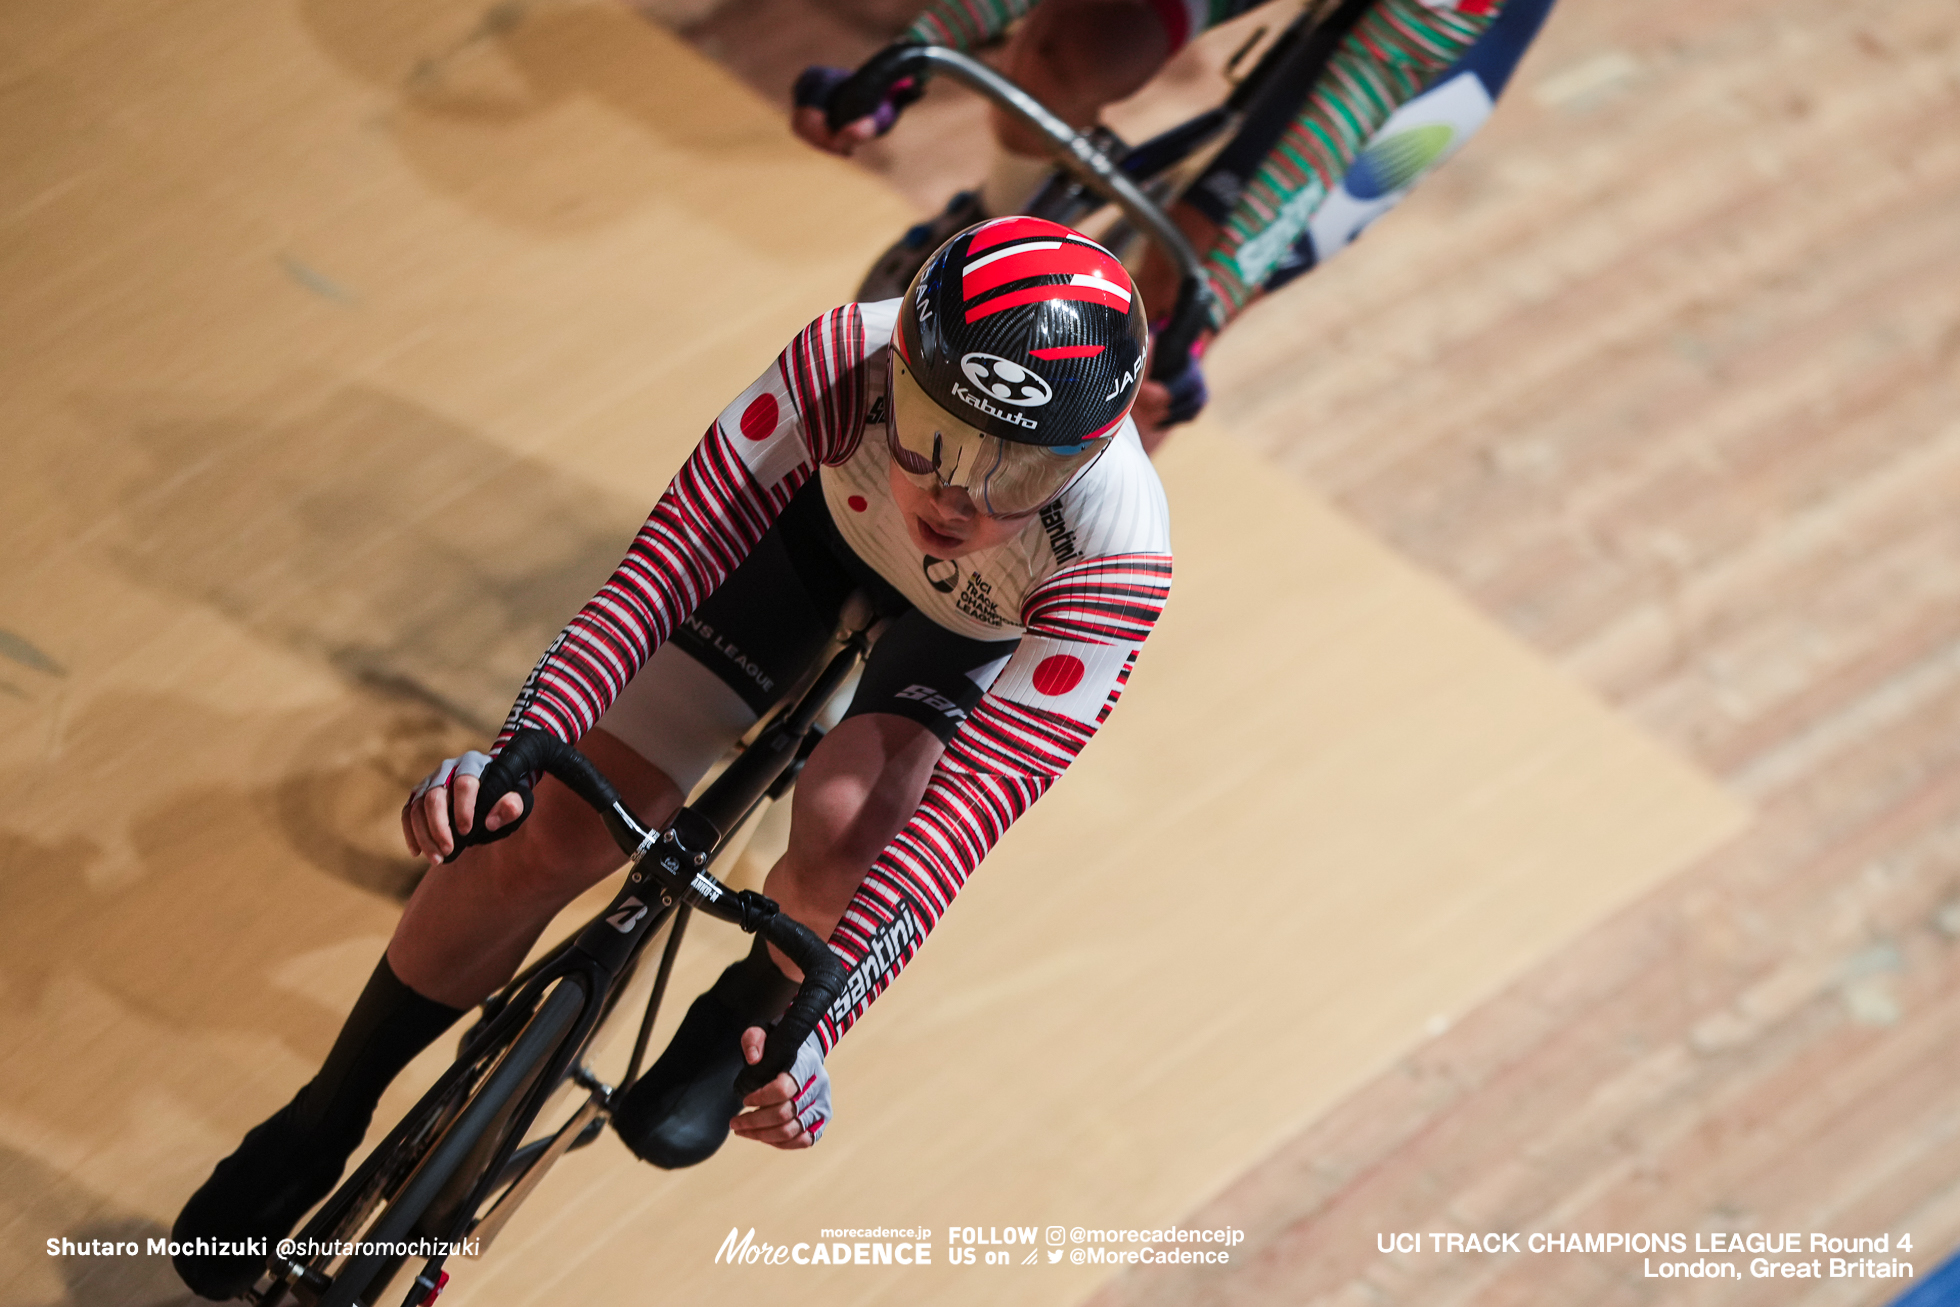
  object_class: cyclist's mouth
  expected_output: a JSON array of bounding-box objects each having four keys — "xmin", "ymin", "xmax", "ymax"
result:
[{"xmin": 911, "ymin": 514, "xmax": 967, "ymax": 553}]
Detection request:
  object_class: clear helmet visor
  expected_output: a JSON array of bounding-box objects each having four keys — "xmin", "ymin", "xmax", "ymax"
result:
[{"xmin": 887, "ymin": 357, "xmax": 1109, "ymax": 517}]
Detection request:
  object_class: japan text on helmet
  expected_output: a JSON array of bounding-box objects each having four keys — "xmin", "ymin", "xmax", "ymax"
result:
[{"xmin": 888, "ymin": 218, "xmax": 1149, "ymax": 516}]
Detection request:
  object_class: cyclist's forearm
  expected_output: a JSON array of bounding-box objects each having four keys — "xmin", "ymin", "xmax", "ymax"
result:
[
  {"xmin": 1204, "ymin": 0, "xmax": 1502, "ymax": 325},
  {"xmin": 813, "ymin": 712, "xmax": 1059, "ymax": 1052},
  {"xmin": 903, "ymin": 0, "xmax": 1041, "ymax": 51}
]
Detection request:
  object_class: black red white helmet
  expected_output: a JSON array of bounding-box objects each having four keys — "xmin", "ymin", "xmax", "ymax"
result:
[{"xmin": 888, "ymin": 217, "xmax": 1148, "ymax": 516}]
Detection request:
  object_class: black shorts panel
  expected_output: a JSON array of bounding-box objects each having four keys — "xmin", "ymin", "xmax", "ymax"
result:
[
  {"xmin": 843, "ymin": 609, "xmax": 1020, "ymax": 744},
  {"xmin": 667, "ymin": 479, "xmax": 858, "ymax": 713},
  {"xmin": 670, "ymin": 475, "xmax": 1020, "ymax": 738}
]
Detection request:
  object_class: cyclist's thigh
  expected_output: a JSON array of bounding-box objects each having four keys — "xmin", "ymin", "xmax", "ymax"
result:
[
  {"xmin": 596, "ymin": 481, "xmax": 857, "ymax": 794},
  {"xmin": 593, "ymin": 643, "xmax": 761, "ymax": 800}
]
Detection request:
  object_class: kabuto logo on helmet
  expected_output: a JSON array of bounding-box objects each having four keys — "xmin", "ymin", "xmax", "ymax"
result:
[
  {"xmin": 898, "ymin": 217, "xmax": 1149, "ymax": 449},
  {"xmin": 959, "ymin": 353, "xmax": 1053, "ymax": 407}
]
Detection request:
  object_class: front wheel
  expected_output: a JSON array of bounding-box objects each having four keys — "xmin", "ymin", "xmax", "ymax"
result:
[{"xmin": 317, "ymin": 979, "xmax": 586, "ymax": 1307}]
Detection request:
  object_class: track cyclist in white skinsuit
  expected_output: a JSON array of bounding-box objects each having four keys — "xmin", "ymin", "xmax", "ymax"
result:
[{"xmin": 171, "ymin": 217, "xmax": 1173, "ymax": 1301}]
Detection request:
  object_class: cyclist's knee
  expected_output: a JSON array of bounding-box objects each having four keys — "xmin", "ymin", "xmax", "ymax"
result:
[
  {"xmin": 1005, "ymin": 0, "xmax": 1170, "ymax": 131},
  {"xmin": 473, "ymin": 812, "xmax": 609, "ymax": 903},
  {"xmin": 773, "ymin": 714, "xmax": 942, "ymax": 901}
]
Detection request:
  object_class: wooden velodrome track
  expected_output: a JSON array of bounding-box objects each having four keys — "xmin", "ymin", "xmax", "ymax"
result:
[{"xmin": 0, "ymin": 3, "xmax": 1949, "ymax": 1307}]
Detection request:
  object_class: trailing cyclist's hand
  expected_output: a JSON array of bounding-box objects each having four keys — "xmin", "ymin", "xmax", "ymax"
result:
[
  {"xmin": 791, "ymin": 103, "xmax": 881, "ymax": 156},
  {"xmin": 730, "ymin": 1028, "xmax": 829, "ymax": 1149},
  {"xmin": 401, "ymin": 751, "xmax": 526, "ymax": 866},
  {"xmin": 1134, "ymin": 333, "xmax": 1211, "ymax": 454},
  {"xmin": 790, "ymin": 64, "xmax": 918, "ymax": 157}
]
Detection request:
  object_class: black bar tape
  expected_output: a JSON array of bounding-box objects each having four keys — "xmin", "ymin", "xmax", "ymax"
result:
[
  {"xmin": 732, "ymin": 914, "xmax": 847, "ymax": 1093},
  {"xmin": 827, "ymin": 43, "xmax": 927, "ymax": 132},
  {"xmin": 450, "ymin": 730, "xmax": 633, "ymax": 862}
]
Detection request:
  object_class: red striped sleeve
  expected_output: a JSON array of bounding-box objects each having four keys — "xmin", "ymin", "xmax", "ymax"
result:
[
  {"xmin": 813, "ymin": 551, "xmax": 1172, "ymax": 1052},
  {"xmin": 494, "ymin": 307, "xmax": 873, "ymax": 752}
]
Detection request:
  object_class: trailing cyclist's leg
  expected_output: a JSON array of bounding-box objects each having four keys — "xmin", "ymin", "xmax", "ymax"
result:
[
  {"xmin": 978, "ymin": 0, "xmax": 1170, "ymax": 211},
  {"xmin": 993, "ymin": 0, "xmax": 1170, "ymax": 151}
]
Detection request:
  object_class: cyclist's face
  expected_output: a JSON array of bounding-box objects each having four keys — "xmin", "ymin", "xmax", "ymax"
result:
[{"xmin": 885, "ymin": 458, "xmax": 1034, "ymax": 558}]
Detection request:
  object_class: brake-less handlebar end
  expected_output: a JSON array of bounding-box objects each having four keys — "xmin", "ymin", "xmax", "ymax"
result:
[
  {"xmin": 821, "ymin": 41, "xmax": 928, "ymax": 133},
  {"xmin": 455, "ymin": 729, "xmax": 654, "ymax": 865}
]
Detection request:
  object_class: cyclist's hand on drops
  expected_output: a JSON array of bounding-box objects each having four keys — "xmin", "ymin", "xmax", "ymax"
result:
[
  {"xmin": 1133, "ymin": 335, "xmax": 1211, "ymax": 455},
  {"xmin": 401, "ymin": 752, "xmax": 525, "ymax": 866},
  {"xmin": 730, "ymin": 1028, "xmax": 830, "ymax": 1149},
  {"xmin": 791, "ymin": 104, "xmax": 881, "ymax": 156},
  {"xmin": 790, "ymin": 65, "xmax": 914, "ymax": 157},
  {"xmin": 1132, "ymin": 380, "xmax": 1174, "ymax": 453}
]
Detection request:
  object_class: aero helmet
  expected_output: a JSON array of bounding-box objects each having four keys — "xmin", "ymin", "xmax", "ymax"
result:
[{"xmin": 888, "ymin": 217, "xmax": 1148, "ymax": 516}]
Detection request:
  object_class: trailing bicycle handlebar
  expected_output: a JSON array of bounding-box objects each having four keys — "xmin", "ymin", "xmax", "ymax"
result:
[
  {"xmin": 471, "ymin": 729, "xmax": 848, "ymax": 1091},
  {"xmin": 825, "ymin": 43, "xmax": 1217, "ymax": 380}
]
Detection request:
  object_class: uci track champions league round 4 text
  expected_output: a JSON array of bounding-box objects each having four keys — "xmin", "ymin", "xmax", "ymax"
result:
[
  {"xmin": 708, "ymin": 1223, "xmax": 1922, "ymax": 1282},
  {"xmin": 1379, "ymin": 1229, "xmax": 1920, "ymax": 1283}
]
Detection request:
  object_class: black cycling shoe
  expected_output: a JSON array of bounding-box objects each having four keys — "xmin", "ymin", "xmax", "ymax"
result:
[
  {"xmin": 611, "ymin": 989, "xmax": 752, "ymax": 1169},
  {"xmin": 171, "ymin": 1088, "xmax": 364, "ymax": 1301},
  {"xmin": 856, "ymin": 189, "xmax": 986, "ymax": 301}
]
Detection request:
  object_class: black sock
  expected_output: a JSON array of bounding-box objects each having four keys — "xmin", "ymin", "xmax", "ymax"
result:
[
  {"xmin": 706, "ymin": 934, "xmax": 798, "ymax": 1025},
  {"xmin": 292, "ymin": 955, "xmax": 465, "ymax": 1140}
]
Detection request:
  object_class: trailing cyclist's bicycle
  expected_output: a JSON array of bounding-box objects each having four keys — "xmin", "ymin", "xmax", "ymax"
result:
[{"xmin": 825, "ymin": 0, "xmax": 1381, "ymax": 326}]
